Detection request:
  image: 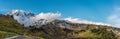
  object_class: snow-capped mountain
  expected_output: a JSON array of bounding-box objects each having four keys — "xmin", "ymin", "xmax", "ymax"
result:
[
  {"xmin": 1, "ymin": 10, "xmax": 120, "ymax": 39},
  {"xmin": 7, "ymin": 10, "xmax": 35, "ymax": 26},
  {"xmin": 7, "ymin": 10, "xmax": 61, "ymax": 26},
  {"xmin": 7, "ymin": 10, "xmax": 112, "ymax": 27}
]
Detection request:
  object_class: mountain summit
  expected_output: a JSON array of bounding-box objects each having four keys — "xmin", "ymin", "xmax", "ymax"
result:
[{"xmin": 7, "ymin": 10, "xmax": 61, "ymax": 26}]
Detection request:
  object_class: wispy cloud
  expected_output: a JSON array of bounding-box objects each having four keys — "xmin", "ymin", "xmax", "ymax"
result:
[
  {"xmin": 64, "ymin": 17, "xmax": 112, "ymax": 26},
  {"xmin": 0, "ymin": 9, "xmax": 9, "ymax": 14},
  {"xmin": 107, "ymin": 7, "xmax": 120, "ymax": 27}
]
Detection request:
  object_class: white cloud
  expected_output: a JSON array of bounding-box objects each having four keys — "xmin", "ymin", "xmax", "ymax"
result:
[
  {"xmin": 107, "ymin": 7, "xmax": 120, "ymax": 27},
  {"xmin": 64, "ymin": 17, "xmax": 112, "ymax": 26},
  {"xmin": 33, "ymin": 13, "xmax": 61, "ymax": 21},
  {"xmin": 0, "ymin": 9, "xmax": 8, "ymax": 11},
  {"xmin": 107, "ymin": 14, "xmax": 120, "ymax": 27},
  {"xmin": 0, "ymin": 9, "xmax": 9, "ymax": 14}
]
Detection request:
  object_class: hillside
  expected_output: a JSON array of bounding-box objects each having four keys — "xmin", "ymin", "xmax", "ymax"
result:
[
  {"xmin": 0, "ymin": 14, "xmax": 25, "ymax": 38},
  {"xmin": 0, "ymin": 14, "xmax": 120, "ymax": 39},
  {"xmin": 28, "ymin": 20, "xmax": 119, "ymax": 39}
]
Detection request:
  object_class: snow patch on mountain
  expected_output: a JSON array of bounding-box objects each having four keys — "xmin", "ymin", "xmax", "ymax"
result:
[
  {"xmin": 7, "ymin": 10, "xmax": 61, "ymax": 26},
  {"xmin": 7, "ymin": 10, "xmax": 112, "ymax": 27}
]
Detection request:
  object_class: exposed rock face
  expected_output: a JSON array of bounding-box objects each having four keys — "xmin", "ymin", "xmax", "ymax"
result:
[
  {"xmin": 28, "ymin": 20, "xmax": 118, "ymax": 39},
  {"xmin": 0, "ymin": 14, "xmax": 119, "ymax": 39},
  {"xmin": 7, "ymin": 10, "xmax": 112, "ymax": 27},
  {"xmin": 7, "ymin": 10, "xmax": 61, "ymax": 27},
  {"xmin": 1, "ymin": 10, "xmax": 120, "ymax": 39}
]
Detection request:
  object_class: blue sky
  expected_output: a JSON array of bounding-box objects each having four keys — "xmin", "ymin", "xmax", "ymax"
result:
[{"xmin": 0, "ymin": 0, "xmax": 120, "ymax": 27}]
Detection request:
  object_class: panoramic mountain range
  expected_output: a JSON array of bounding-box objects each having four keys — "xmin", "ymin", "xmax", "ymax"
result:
[
  {"xmin": 0, "ymin": 10, "xmax": 120, "ymax": 39},
  {"xmin": 7, "ymin": 10, "xmax": 112, "ymax": 27}
]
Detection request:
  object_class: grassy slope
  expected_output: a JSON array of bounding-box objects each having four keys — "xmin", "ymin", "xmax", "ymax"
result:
[
  {"xmin": 0, "ymin": 15, "xmax": 45, "ymax": 39},
  {"xmin": 0, "ymin": 15, "xmax": 24, "ymax": 38},
  {"xmin": 29, "ymin": 22, "xmax": 118, "ymax": 39}
]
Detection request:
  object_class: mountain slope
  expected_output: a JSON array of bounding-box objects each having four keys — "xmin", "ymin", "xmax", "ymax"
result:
[
  {"xmin": 0, "ymin": 14, "xmax": 45, "ymax": 39},
  {"xmin": 0, "ymin": 14, "xmax": 119, "ymax": 39},
  {"xmin": 28, "ymin": 20, "xmax": 119, "ymax": 39},
  {"xmin": 7, "ymin": 10, "xmax": 112, "ymax": 27},
  {"xmin": 0, "ymin": 14, "xmax": 25, "ymax": 38},
  {"xmin": 0, "ymin": 10, "xmax": 120, "ymax": 39}
]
